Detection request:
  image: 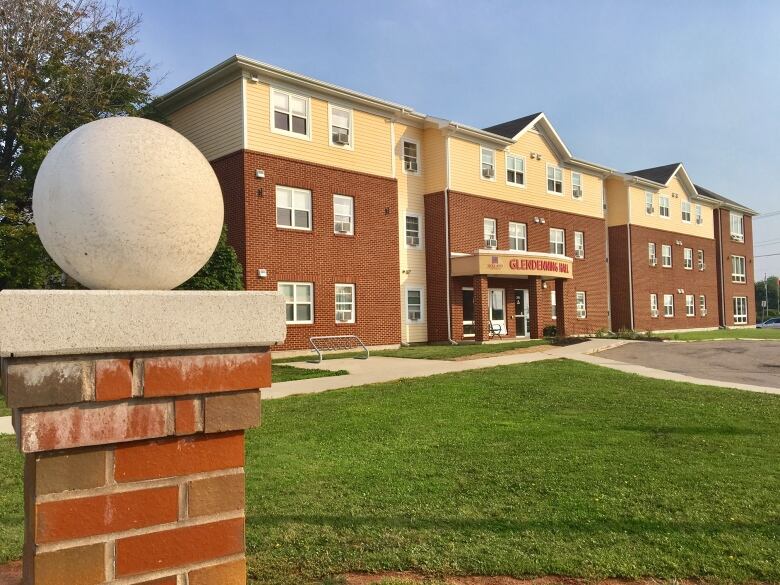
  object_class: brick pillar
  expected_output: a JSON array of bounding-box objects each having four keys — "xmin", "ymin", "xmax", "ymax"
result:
[
  {"xmin": 527, "ymin": 277, "xmax": 544, "ymax": 339},
  {"xmin": 473, "ymin": 274, "xmax": 490, "ymax": 342},
  {"xmin": 4, "ymin": 350, "xmax": 271, "ymax": 585},
  {"xmin": 554, "ymin": 278, "xmax": 571, "ymax": 338}
]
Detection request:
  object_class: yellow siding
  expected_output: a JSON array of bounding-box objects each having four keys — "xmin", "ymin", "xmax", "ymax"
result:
[
  {"xmin": 605, "ymin": 178, "xmax": 629, "ymax": 226},
  {"xmin": 168, "ymin": 79, "xmax": 243, "ymax": 161},
  {"xmin": 245, "ymin": 81, "xmax": 393, "ymax": 177},
  {"xmin": 448, "ymin": 130, "xmax": 604, "ymax": 219},
  {"xmin": 422, "ymin": 128, "xmax": 447, "ymax": 194},
  {"xmin": 396, "ymin": 122, "xmax": 429, "ymax": 343},
  {"xmin": 628, "ymin": 176, "xmax": 715, "ymax": 238}
]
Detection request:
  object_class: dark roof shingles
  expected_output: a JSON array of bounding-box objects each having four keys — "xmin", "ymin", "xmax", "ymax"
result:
[
  {"xmin": 482, "ymin": 112, "xmax": 542, "ymax": 138},
  {"xmin": 626, "ymin": 163, "xmax": 682, "ymax": 185}
]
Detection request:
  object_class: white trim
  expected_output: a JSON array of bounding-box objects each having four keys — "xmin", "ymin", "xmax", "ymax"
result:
[
  {"xmin": 645, "ymin": 191, "xmax": 654, "ymax": 215},
  {"xmin": 480, "ymin": 147, "xmax": 496, "ymax": 181},
  {"xmin": 401, "ymin": 138, "xmax": 421, "ymax": 175},
  {"xmin": 683, "ymin": 247, "xmax": 693, "ymax": 270},
  {"xmin": 488, "ymin": 288, "xmax": 506, "ymax": 334},
  {"xmin": 681, "ymin": 199, "xmax": 692, "ymax": 223},
  {"xmin": 505, "ymin": 153, "xmax": 526, "ymax": 188},
  {"xmin": 333, "ymin": 194, "xmax": 354, "ymax": 236},
  {"xmin": 574, "ymin": 231, "xmax": 585, "ymax": 259},
  {"xmin": 278, "ymin": 282, "xmax": 314, "ymax": 325},
  {"xmin": 275, "ymin": 186, "xmax": 312, "ymax": 231},
  {"xmin": 241, "ymin": 77, "xmax": 248, "ymax": 148},
  {"xmin": 685, "ymin": 294, "xmax": 695, "ymax": 317},
  {"xmin": 335, "ymin": 283, "xmax": 356, "ymax": 324},
  {"xmin": 405, "ymin": 286, "xmax": 425, "ymax": 324},
  {"xmin": 731, "ymin": 255, "xmax": 747, "ymax": 283},
  {"xmin": 733, "ymin": 296, "xmax": 748, "ymax": 325},
  {"xmin": 390, "ymin": 120, "xmax": 396, "ymax": 178},
  {"xmin": 549, "ymin": 227, "xmax": 566, "ymax": 255},
  {"xmin": 269, "ymin": 86, "xmax": 312, "ymax": 141},
  {"xmin": 663, "ymin": 294, "xmax": 674, "ymax": 318},
  {"xmin": 658, "ymin": 195, "xmax": 671, "ymax": 219},
  {"xmin": 404, "ymin": 212, "xmax": 424, "ymax": 249},
  {"xmin": 661, "ymin": 244, "xmax": 672, "ymax": 268},
  {"xmin": 576, "ymin": 291, "xmax": 587, "ymax": 319},
  {"xmin": 546, "ymin": 163, "xmax": 564, "ymax": 195},
  {"xmin": 508, "ymin": 221, "xmax": 527, "ymax": 252},
  {"xmin": 571, "ymin": 171, "xmax": 583, "ymax": 200},
  {"xmin": 462, "ymin": 286, "xmax": 475, "ymax": 337},
  {"xmin": 650, "ymin": 293, "xmax": 659, "ymax": 318},
  {"xmin": 328, "ymin": 103, "xmax": 354, "ymax": 150}
]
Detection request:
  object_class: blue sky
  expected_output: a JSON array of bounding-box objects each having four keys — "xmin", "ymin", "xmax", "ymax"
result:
[{"xmin": 125, "ymin": 0, "xmax": 780, "ymax": 279}]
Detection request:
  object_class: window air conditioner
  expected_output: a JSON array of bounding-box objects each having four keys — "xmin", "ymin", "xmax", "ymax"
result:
[
  {"xmin": 485, "ymin": 238, "xmax": 497, "ymax": 249},
  {"xmin": 404, "ymin": 160, "xmax": 418, "ymax": 172},
  {"xmin": 701, "ymin": 309, "xmax": 707, "ymax": 317},
  {"xmin": 731, "ymin": 234, "xmax": 744, "ymax": 242},
  {"xmin": 651, "ymin": 310, "xmax": 659, "ymax": 318},
  {"xmin": 573, "ymin": 189, "xmax": 582, "ymax": 199},
  {"xmin": 649, "ymin": 258, "xmax": 657, "ymax": 266},
  {"xmin": 409, "ymin": 311, "xmax": 421, "ymax": 321},
  {"xmin": 575, "ymin": 249, "xmax": 584, "ymax": 259},
  {"xmin": 696, "ymin": 218, "xmax": 703, "ymax": 224},
  {"xmin": 699, "ymin": 264, "xmax": 706, "ymax": 271},
  {"xmin": 333, "ymin": 131, "xmax": 350, "ymax": 145},
  {"xmin": 482, "ymin": 167, "xmax": 495, "ymax": 179},
  {"xmin": 336, "ymin": 311, "xmax": 351, "ymax": 322},
  {"xmin": 406, "ymin": 235, "xmax": 420, "ymax": 247},
  {"xmin": 647, "ymin": 206, "xmax": 654, "ymax": 213},
  {"xmin": 335, "ymin": 221, "xmax": 351, "ymax": 233}
]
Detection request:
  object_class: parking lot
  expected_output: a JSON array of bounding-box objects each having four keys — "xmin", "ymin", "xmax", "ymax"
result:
[{"xmin": 598, "ymin": 340, "xmax": 780, "ymax": 389}]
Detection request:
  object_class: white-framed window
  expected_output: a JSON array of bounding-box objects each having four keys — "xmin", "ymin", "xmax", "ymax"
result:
[
  {"xmin": 681, "ymin": 200, "xmax": 691, "ymax": 223},
  {"xmin": 549, "ymin": 228, "xmax": 565, "ymax": 255},
  {"xmin": 272, "ymin": 88, "xmax": 309, "ymax": 138},
  {"xmin": 329, "ymin": 105, "xmax": 352, "ymax": 148},
  {"xmin": 731, "ymin": 255, "xmax": 746, "ymax": 283},
  {"xmin": 335, "ymin": 283, "xmax": 355, "ymax": 323},
  {"xmin": 333, "ymin": 194, "xmax": 354, "ymax": 235},
  {"xmin": 695, "ymin": 204, "xmax": 703, "ymax": 224},
  {"xmin": 699, "ymin": 295, "xmax": 707, "ymax": 316},
  {"xmin": 403, "ymin": 140, "xmax": 419, "ymax": 173},
  {"xmin": 648, "ymin": 242, "xmax": 657, "ymax": 266},
  {"xmin": 733, "ymin": 296, "xmax": 748, "ymax": 324},
  {"xmin": 405, "ymin": 213, "xmax": 422, "ymax": 248},
  {"xmin": 484, "ymin": 218, "xmax": 497, "ymax": 248},
  {"xmin": 574, "ymin": 231, "xmax": 585, "ymax": 258},
  {"xmin": 659, "ymin": 196, "xmax": 670, "ymax": 218},
  {"xmin": 406, "ymin": 287, "xmax": 424, "ymax": 323},
  {"xmin": 645, "ymin": 191, "xmax": 654, "ymax": 214},
  {"xmin": 730, "ymin": 212, "xmax": 744, "ymax": 241},
  {"xmin": 571, "ymin": 172, "xmax": 583, "ymax": 199},
  {"xmin": 506, "ymin": 154, "xmax": 525, "ymax": 186},
  {"xmin": 697, "ymin": 249, "xmax": 705, "ymax": 271},
  {"xmin": 663, "ymin": 294, "xmax": 674, "ymax": 317},
  {"xmin": 576, "ymin": 291, "xmax": 587, "ymax": 319},
  {"xmin": 509, "ymin": 222, "xmax": 527, "ymax": 251},
  {"xmin": 661, "ymin": 244, "xmax": 672, "ymax": 267},
  {"xmin": 480, "ymin": 147, "xmax": 495, "ymax": 179},
  {"xmin": 551, "ymin": 290, "xmax": 557, "ymax": 320},
  {"xmin": 278, "ymin": 282, "xmax": 313, "ymax": 324},
  {"xmin": 276, "ymin": 186, "xmax": 312, "ymax": 230},
  {"xmin": 683, "ymin": 247, "xmax": 693, "ymax": 270},
  {"xmin": 547, "ymin": 164, "xmax": 563, "ymax": 194},
  {"xmin": 650, "ymin": 293, "xmax": 659, "ymax": 317},
  {"xmin": 685, "ymin": 294, "xmax": 695, "ymax": 317}
]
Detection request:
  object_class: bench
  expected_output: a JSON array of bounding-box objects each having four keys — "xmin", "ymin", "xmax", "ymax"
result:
[
  {"xmin": 308, "ymin": 335, "xmax": 370, "ymax": 363},
  {"xmin": 488, "ymin": 323, "xmax": 505, "ymax": 340}
]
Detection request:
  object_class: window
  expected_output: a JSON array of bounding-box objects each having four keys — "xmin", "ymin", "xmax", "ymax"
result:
[
  {"xmin": 405, "ymin": 214, "xmax": 421, "ymax": 248},
  {"xmin": 272, "ymin": 89, "xmax": 309, "ymax": 137},
  {"xmin": 685, "ymin": 294, "xmax": 695, "ymax": 317},
  {"xmin": 462, "ymin": 288, "xmax": 475, "ymax": 336},
  {"xmin": 733, "ymin": 296, "xmax": 748, "ymax": 324},
  {"xmin": 276, "ymin": 186, "xmax": 311, "ymax": 230},
  {"xmin": 278, "ymin": 282, "xmax": 313, "ymax": 324},
  {"xmin": 329, "ymin": 105, "xmax": 352, "ymax": 147},
  {"xmin": 661, "ymin": 244, "xmax": 672, "ymax": 267},
  {"xmin": 506, "ymin": 154, "xmax": 525, "ymax": 186},
  {"xmin": 484, "ymin": 218, "xmax": 497, "ymax": 248},
  {"xmin": 695, "ymin": 204, "xmax": 703, "ymax": 224},
  {"xmin": 663, "ymin": 294, "xmax": 674, "ymax": 317},
  {"xmin": 551, "ymin": 291, "xmax": 557, "ymax": 320},
  {"xmin": 659, "ymin": 196, "xmax": 670, "ymax": 218},
  {"xmin": 403, "ymin": 140, "xmax": 419, "ymax": 173},
  {"xmin": 699, "ymin": 295, "xmax": 707, "ymax": 316},
  {"xmin": 730, "ymin": 212, "xmax": 744, "ymax": 241},
  {"xmin": 731, "ymin": 255, "xmax": 746, "ymax": 283},
  {"xmin": 406, "ymin": 288, "xmax": 424, "ymax": 322},
  {"xmin": 697, "ymin": 249, "xmax": 705, "ymax": 271},
  {"xmin": 650, "ymin": 293, "xmax": 659, "ymax": 317},
  {"xmin": 683, "ymin": 247, "xmax": 693, "ymax": 270},
  {"xmin": 576, "ymin": 291, "xmax": 587, "ymax": 319},
  {"xmin": 335, "ymin": 284, "xmax": 355, "ymax": 323},
  {"xmin": 681, "ymin": 200, "xmax": 691, "ymax": 223},
  {"xmin": 645, "ymin": 192, "xmax": 654, "ymax": 214},
  {"xmin": 480, "ymin": 148, "xmax": 495, "ymax": 179},
  {"xmin": 547, "ymin": 164, "xmax": 563, "ymax": 194},
  {"xmin": 648, "ymin": 242, "xmax": 657, "ymax": 266},
  {"xmin": 572, "ymin": 172, "xmax": 583, "ymax": 199},
  {"xmin": 333, "ymin": 195, "xmax": 354, "ymax": 235},
  {"xmin": 574, "ymin": 231, "xmax": 585, "ymax": 258},
  {"xmin": 509, "ymin": 222, "xmax": 527, "ymax": 251},
  {"xmin": 549, "ymin": 228, "xmax": 565, "ymax": 255}
]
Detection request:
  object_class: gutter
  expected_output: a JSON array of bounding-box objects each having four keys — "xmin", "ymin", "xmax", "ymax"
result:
[{"xmin": 444, "ymin": 135, "xmax": 456, "ymax": 345}]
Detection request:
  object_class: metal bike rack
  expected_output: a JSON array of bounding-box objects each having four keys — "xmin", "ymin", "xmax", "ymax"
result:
[{"xmin": 308, "ymin": 335, "xmax": 370, "ymax": 363}]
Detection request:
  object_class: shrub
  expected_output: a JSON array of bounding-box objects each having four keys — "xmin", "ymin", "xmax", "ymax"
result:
[{"xmin": 543, "ymin": 325, "xmax": 557, "ymax": 338}]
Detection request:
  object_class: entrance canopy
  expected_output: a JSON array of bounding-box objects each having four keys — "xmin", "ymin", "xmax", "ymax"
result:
[{"xmin": 451, "ymin": 249, "xmax": 574, "ymax": 280}]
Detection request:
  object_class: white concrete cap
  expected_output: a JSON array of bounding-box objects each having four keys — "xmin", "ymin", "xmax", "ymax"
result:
[
  {"xmin": 33, "ymin": 117, "xmax": 224, "ymax": 290},
  {"xmin": 0, "ymin": 290, "xmax": 286, "ymax": 357}
]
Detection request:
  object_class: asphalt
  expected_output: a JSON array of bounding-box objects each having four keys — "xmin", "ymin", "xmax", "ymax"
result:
[{"xmin": 597, "ymin": 340, "xmax": 780, "ymax": 389}]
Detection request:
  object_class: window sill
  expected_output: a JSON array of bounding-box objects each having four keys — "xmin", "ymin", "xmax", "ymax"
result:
[{"xmin": 277, "ymin": 225, "xmax": 313, "ymax": 233}]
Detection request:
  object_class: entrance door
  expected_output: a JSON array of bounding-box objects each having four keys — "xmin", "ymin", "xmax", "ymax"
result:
[
  {"xmin": 514, "ymin": 289, "xmax": 530, "ymax": 337},
  {"xmin": 488, "ymin": 288, "xmax": 506, "ymax": 335}
]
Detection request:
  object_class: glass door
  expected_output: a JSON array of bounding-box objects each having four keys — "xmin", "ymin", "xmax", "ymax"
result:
[
  {"xmin": 514, "ymin": 289, "xmax": 529, "ymax": 337},
  {"xmin": 488, "ymin": 288, "xmax": 506, "ymax": 334},
  {"xmin": 462, "ymin": 287, "xmax": 475, "ymax": 337}
]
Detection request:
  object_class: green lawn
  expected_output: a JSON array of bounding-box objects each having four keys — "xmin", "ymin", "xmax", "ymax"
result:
[
  {"xmin": 0, "ymin": 396, "xmax": 9, "ymax": 417},
  {"xmin": 1, "ymin": 360, "xmax": 778, "ymax": 584},
  {"xmin": 272, "ymin": 364, "xmax": 348, "ymax": 383},
  {"xmin": 662, "ymin": 327, "xmax": 780, "ymax": 341},
  {"xmin": 275, "ymin": 338, "xmax": 551, "ymax": 363}
]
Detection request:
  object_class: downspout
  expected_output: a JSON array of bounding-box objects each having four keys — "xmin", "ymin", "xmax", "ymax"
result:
[
  {"xmin": 602, "ymin": 179, "xmax": 612, "ymax": 331},
  {"xmin": 717, "ymin": 209, "xmax": 727, "ymax": 327},
  {"xmin": 626, "ymin": 186, "xmax": 635, "ymax": 330},
  {"xmin": 444, "ymin": 134, "xmax": 457, "ymax": 344}
]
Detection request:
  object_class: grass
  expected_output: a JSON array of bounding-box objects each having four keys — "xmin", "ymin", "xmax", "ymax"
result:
[
  {"xmin": 275, "ymin": 339, "xmax": 551, "ymax": 363},
  {"xmin": 272, "ymin": 364, "xmax": 348, "ymax": 383},
  {"xmin": 0, "ymin": 396, "xmax": 9, "ymax": 417},
  {"xmin": 1, "ymin": 360, "xmax": 778, "ymax": 584},
  {"xmin": 661, "ymin": 327, "xmax": 780, "ymax": 341}
]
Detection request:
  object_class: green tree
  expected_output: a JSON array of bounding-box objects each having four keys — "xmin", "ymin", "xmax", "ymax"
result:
[
  {"xmin": 0, "ymin": 0, "xmax": 153, "ymax": 288},
  {"xmin": 178, "ymin": 226, "xmax": 244, "ymax": 291},
  {"xmin": 755, "ymin": 276, "xmax": 779, "ymax": 319}
]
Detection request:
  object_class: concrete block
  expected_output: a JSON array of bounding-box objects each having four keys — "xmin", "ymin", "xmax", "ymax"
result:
[
  {"xmin": 203, "ymin": 390, "xmax": 260, "ymax": 433},
  {"xmin": 4, "ymin": 359, "xmax": 93, "ymax": 409}
]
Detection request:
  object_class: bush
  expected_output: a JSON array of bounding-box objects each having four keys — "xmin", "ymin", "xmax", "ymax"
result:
[{"xmin": 543, "ymin": 325, "xmax": 557, "ymax": 338}]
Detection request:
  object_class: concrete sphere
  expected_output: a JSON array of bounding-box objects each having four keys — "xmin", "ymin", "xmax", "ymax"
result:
[{"xmin": 33, "ymin": 117, "xmax": 224, "ymax": 290}]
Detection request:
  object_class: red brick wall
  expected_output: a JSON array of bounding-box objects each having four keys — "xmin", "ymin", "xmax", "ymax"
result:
[
  {"xmin": 628, "ymin": 225, "xmax": 719, "ymax": 331},
  {"xmin": 715, "ymin": 209, "xmax": 756, "ymax": 326},
  {"xmin": 608, "ymin": 225, "xmax": 632, "ymax": 331},
  {"xmin": 423, "ymin": 191, "xmax": 450, "ymax": 342},
  {"xmin": 213, "ymin": 150, "xmax": 401, "ymax": 350},
  {"xmin": 211, "ymin": 152, "xmax": 247, "ymax": 269}
]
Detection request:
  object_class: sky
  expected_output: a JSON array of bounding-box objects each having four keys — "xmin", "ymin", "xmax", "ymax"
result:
[{"xmin": 124, "ymin": 0, "xmax": 780, "ymax": 279}]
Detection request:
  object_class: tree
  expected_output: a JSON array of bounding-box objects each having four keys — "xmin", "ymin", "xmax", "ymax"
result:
[
  {"xmin": 755, "ymin": 276, "xmax": 779, "ymax": 319},
  {"xmin": 0, "ymin": 0, "xmax": 153, "ymax": 288},
  {"xmin": 178, "ymin": 226, "xmax": 244, "ymax": 291}
]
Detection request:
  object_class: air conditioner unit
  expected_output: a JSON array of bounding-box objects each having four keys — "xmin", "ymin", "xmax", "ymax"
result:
[
  {"xmin": 647, "ymin": 206, "xmax": 654, "ymax": 213},
  {"xmin": 651, "ymin": 310, "xmax": 659, "ymax": 318},
  {"xmin": 334, "ymin": 221, "xmax": 351, "ymax": 233},
  {"xmin": 649, "ymin": 258, "xmax": 657, "ymax": 266},
  {"xmin": 696, "ymin": 218, "xmax": 703, "ymax": 224},
  {"xmin": 731, "ymin": 234, "xmax": 744, "ymax": 242},
  {"xmin": 409, "ymin": 311, "xmax": 421, "ymax": 321},
  {"xmin": 573, "ymin": 189, "xmax": 582, "ymax": 199},
  {"xmin": 485, "ymin": 238, "xmax": 497, "ymax": 249},
  {"xmin": 701, "ymin": 309, "xmax": 708, "ymax": 317},
  {"xmin": 336, "ymin": 311, "xmax": 351, "ymax": 323},
  {"xmin": 575, "ymin": 249, "xmax": 584, "ymax": 259},
  {"xmin": 699, "ymin": 264, "xmax": 706, "ymax": 271},
  {"xmin": 404, "ymin": 159, "xmax": 418, "ymax": 172},
  {"xmin": 406, "ymin": 235, "xmax": 420, "ymax": 247},
  {"xmin": 333, "ymin": 131, "xmax": 350, "ymax": 145},
  {"xmin": 482, "ymin": 167, "xmax": 495, "ymax": 179}
]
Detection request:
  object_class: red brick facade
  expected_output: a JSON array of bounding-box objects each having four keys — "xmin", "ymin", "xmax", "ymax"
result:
[
  {"xmin": 714, "ymin": 209, "xmax": 756, "ymax": 326},
  {"xmin": 212, "ymin": 150, "xmax": 401, "ymax": 350}
]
